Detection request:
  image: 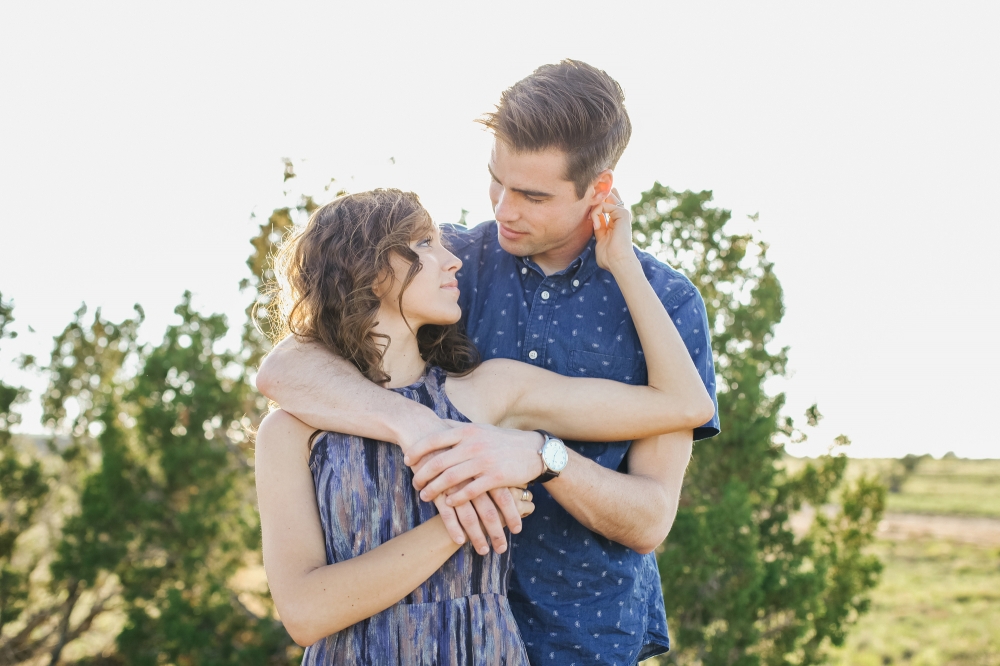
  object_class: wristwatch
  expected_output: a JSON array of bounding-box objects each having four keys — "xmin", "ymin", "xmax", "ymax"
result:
[{"xmin": 532, "ymin": 430, "xmax": 569, "ymax": 484}]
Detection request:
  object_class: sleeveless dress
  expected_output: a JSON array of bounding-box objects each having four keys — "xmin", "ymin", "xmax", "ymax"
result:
[{"xmin": 301, "ymin": 365, "xmax": 529, "ymax": 665}]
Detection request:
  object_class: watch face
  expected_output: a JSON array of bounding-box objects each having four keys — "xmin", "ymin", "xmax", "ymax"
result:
[{"xmin": 542, "ymin": 438, "xmax": 568, "ymax": 472}]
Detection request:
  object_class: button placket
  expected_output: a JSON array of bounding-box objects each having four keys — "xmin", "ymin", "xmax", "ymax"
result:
[{"xmin": 523, "ymin": 281, "xmax": 556, "ymax": 365}]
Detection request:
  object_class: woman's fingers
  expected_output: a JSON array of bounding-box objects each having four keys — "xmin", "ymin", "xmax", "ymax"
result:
[
  {"xmin": 509, "ymin": 487, "xmax": 534, "ymax": 519},
  {"xmin": 490, "ymin": 487, "xmax": 522, "ymax": 534},
  {"xmin": 471, "ymin": 493, "xmax": 507, "ymax": 555},
  {"xmin": 434, "ymin": 499, "xmax": 467, "ymax": 545},
  {"xmin": 449, "ymin": 496, "xmax": 491, "ymax": 554}
]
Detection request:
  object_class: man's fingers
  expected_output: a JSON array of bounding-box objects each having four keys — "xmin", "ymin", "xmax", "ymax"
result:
[
  {"xmin": 419, "ymin": 461, "xmax": 483, "ymax": 502},
  {"xmin": 411, "ymin": 447, "xmax": 474, "ymax": 490},
  {"xmin": 444, "ymin": 474, "xmax": 502, "ymax": 505},
  {"xmin": 433, "ymin": 497, "xmax": 467, "ymax": 545},
  {"xmin": 472, "ymin": 493, "xmax": 508, "ymax": 554},
  {"xmin": 404, "ymin": 428, "xmax": 464, "ymax": 467},
  {"xmin": 490, "ymin": 487, "xmax": 522, "ymax": 534},
  {"xmin": 453, "ymin": 499, "xmax": 489, "ymax": 554}
]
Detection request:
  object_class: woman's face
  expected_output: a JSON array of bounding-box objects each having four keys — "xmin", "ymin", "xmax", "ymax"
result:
[{"xmin": 381, "ymin": 225, "xmax": 463, "ymax": 329}]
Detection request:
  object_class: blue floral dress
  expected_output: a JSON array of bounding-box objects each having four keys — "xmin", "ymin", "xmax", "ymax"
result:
[{"xmin": 301, "ymin": 365, "xmax": 529, "ymax": 665}]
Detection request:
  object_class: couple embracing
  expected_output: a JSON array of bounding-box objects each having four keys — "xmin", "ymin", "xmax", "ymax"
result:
[{"xmin": 253, "ymin": 59, "xmax": 720, "ymax": 665}]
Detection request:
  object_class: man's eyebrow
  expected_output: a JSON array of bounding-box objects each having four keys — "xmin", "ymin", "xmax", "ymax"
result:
[{"xmin": 487, "ymin": 164, "xmax": 553, "ymax": 198}]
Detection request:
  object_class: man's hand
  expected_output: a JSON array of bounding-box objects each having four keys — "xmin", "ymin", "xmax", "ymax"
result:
[{"xmin": 406, "ymin": 424, "xmax": 545, "ymax": 507}]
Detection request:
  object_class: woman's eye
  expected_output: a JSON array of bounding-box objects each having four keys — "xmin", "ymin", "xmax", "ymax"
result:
[{"xmin": 417, "ymin": 237, "xmax": 433, "ymax": 247}]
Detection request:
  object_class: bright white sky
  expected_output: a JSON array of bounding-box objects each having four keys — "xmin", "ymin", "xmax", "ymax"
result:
[{"xmin": 1, "ymin": 1, "xmax": 997, "ymax": 458}]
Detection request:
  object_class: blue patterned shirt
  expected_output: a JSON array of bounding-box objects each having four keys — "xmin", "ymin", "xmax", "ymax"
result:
[{"xmin": 442, "ymin": 221, "xmax": 720, "ymax": 665}]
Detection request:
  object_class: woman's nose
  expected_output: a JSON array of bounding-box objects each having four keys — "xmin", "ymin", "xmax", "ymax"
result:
[{"xmin": 443, "ymin": 247, "xmax": 462, "ymax": 272}]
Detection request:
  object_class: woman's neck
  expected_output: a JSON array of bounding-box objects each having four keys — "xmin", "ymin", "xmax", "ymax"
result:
[{"xmin": 372, "ymin": 309, "xmax": 426, "ymax": 389}]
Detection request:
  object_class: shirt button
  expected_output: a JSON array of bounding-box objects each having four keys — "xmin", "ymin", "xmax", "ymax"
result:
[
  {"xmin": 528, "ymin": 350, "xmax": 538, "ymax": 360},
  {"xmin": 521, "ymin": 267, "xmax": 528, "ymax": 275},
  {"xmin": 541, "ymin": 291, "xmax": 550, "ymax": 300},
  {"xmin": 572, "ymin": 280, "xmax": 580, "ymax": 287}
]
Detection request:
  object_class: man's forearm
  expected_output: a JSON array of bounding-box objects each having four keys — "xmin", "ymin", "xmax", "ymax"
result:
[
  {"xmin": 543, "ymin": 432, "xmax": 693, "ymax": 554},
  {"xmin": 543, "ymin": 453, "xmax": 671, "ymax": 554},
  {"xmin": 256, "ymin": 337, "xmax": 522, "ymax": 553},
  {"xmin": 256, "ymin": 337, "xmax": 444, "ymax": 450}
]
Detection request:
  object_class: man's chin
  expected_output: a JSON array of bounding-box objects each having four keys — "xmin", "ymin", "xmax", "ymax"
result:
[{"xmin": 496, "ymin": 231, "xmax": 534, "ymax": 258}]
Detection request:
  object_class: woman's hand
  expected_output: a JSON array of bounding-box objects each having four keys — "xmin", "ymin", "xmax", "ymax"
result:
[
  {"xmin": 593, "ymin": 187, "xmax": 638, "ymax": 274},
  {"xmin": 510, "ymin": 487, "xmax": 535, "ymax": 521}
]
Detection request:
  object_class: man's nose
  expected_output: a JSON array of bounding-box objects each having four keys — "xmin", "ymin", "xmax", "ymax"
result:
[{"xmin": 494, "ymin": 190, "xmax": 517, "ymax": 223}]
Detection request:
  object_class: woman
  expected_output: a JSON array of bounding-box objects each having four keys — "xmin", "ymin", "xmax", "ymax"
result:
[{"xmin": 254, "ymin": 188, "xmax": 713, "ymax": 664}]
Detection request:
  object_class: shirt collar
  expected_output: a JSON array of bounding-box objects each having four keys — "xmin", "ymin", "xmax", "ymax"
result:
[{"xmin": 520, "ymin": 237, "xmax": 600, "ymax": 289}]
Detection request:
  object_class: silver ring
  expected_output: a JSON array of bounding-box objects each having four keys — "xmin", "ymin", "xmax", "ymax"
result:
[{"xmin": 521, "ymin": 488, "xmax": 531, "ymax": 502}]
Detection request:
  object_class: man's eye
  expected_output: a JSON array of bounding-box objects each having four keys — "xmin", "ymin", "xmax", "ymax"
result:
[{"xmin": 526, "ymin": 196, "xmax": 543, "ymax": 204}]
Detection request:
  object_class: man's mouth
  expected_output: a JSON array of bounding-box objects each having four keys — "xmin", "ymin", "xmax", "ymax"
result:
[{"xmin": 499, "ymin": 224, "xmax": 528, "ymax": 240}]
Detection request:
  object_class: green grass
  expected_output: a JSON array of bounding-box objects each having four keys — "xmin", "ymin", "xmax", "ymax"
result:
[
  {"xmin": 829, "ymin": 537, "xmax": 1000, "ymax": 666},
  {"xmin": 650, "ymin": 457, "xmax": 1000, "ymax": 664},
  {"xmin": 783, "ymin": 457, "xmax": 1000, "ymax": 519}
]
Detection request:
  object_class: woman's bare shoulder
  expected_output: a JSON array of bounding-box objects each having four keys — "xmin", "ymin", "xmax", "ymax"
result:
[
  {"xmin": 472, "ymin": 357, "xmax": 545, "ymax": 379},
  {"xmin": 451, "ymin": 358, "xmax": 538, "ymax": 391},
  {"xmin": 255, "ymin": 409, "xmax": 316, "ymax": 456},
  {"xmin": 446, "ymin": 359, "xmax": 550, "ymax": 425}
]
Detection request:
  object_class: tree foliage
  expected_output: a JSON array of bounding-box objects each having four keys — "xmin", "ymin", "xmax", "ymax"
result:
[
  {"xmin": 0, "ymin": 162, "xmax": 338, "ymax": 663},
  {"xmin": 631, "ymin": 184, "xmax": 885, "ymax": 665},
  {"xmin": 0, "ymin": 293, "xmax": 52, "ymax": 659}
]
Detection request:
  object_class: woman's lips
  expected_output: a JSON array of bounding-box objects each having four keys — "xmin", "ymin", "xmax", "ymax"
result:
[
  {"xmin": 498, "ymin": 224, "xmax": 527, "ymax": 240},
  {"xmin": 441, "ymin": 280, "xmax": 459, "ymax": 291}
]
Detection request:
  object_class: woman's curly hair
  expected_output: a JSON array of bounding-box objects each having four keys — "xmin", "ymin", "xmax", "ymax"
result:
[{"xmin": 268, "ymin": 189, "xmax": 479, "ymax": 385}]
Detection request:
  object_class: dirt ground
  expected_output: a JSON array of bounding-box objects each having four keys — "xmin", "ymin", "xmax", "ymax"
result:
[
  {"xmin": 790, "ymin": 506, "xmax": 1000, "ymax": 547},
  {"xmin": 876, "ymin": 511, "xmax": 1000, "ymax": 547}
]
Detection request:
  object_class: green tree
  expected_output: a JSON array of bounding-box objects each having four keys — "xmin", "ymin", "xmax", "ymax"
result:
[
  {"xmin": 241, "ymin": 158, "xmax": 343, "ymax": 370},
  {"xmin": 4, "ymin": 296, "xmax": 296, "ymax": 664},
  {"xmin": 631, "ymin": 185, "xmax": 885, "ymax": 665},
  {"xmin": 0, "ymin": 164, "xmax": 324, "ymax": 663},
  {"xmin": 0, "ymin": 293, "xmax": 54, "ymax": 660}
]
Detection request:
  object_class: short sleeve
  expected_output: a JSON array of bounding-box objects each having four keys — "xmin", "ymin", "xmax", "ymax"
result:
[{"xmin": 660, "ymin": 284, "xmax": 720, "ymax": 441}]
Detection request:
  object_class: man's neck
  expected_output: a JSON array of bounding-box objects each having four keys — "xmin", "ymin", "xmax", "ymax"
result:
[{"xmin": 530, "ymin": 223, "xmax": 594, "ymax": 276}]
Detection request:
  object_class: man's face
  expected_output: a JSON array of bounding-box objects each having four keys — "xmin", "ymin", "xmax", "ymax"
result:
[{"xmin": 487, "ymin": 140, "xmax": 596, "ymax": 261}]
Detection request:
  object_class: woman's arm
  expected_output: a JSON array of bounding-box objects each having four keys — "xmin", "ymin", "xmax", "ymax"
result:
[
  {"xmin": 255, "ymin": 410, "xmax": 533, "ymax": 646},
  {"xmin": 258, "ymin": 337, "xmax": 521, "ymax": 555},
  {"xmin": 455, "ymin": 191, "xmax": 714, "ymax": 442}
]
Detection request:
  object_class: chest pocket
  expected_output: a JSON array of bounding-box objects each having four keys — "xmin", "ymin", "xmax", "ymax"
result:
[{"xmin": 567, "ymin": 349, "xmax": 639, "ymax": 383}]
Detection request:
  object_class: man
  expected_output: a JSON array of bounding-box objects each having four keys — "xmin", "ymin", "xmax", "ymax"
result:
[{"xmin": 256, "ymin": 59, "xmax": 719, "ymax": 664}]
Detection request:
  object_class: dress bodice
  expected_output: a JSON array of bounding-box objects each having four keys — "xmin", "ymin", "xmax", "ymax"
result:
[{"xmin": 301, "ymin": 366, "xmax": 528, "ymax": 665}]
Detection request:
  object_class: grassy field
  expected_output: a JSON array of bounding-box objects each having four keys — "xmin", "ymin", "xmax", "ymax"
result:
[
  {"xmin": 846, "ymin": 457, "xmax": 1000, "ymax": 519},
  {"xmin": 828, "ymin": 536, "xmax": 1000, "ymax": 665},
  {"xmin": 657, "ymin": 457, "xmax": 1000, "ymax": 665},
  {"xmin": 829, "ymin": 457, "xmax": 1000, "ymax": 665},
  {"xmin": 781, "ymin": 456, "xmax": 1000, "ymax": 519}
]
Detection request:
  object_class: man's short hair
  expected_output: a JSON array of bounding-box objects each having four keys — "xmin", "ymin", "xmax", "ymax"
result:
[{"xmin": 478, "ymin": 59, "xmax": 632, "ymax": 199}]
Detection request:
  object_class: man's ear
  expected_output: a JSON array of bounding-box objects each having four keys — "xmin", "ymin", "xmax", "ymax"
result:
[{"xmin": 587, "ymin": 169, "xmax": 614, "ymax": 205}]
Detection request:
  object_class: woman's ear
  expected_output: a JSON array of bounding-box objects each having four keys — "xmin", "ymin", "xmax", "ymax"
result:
[{"xmin": 372, "ymin": 269, "xmax": 393, "ymax": 299}]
